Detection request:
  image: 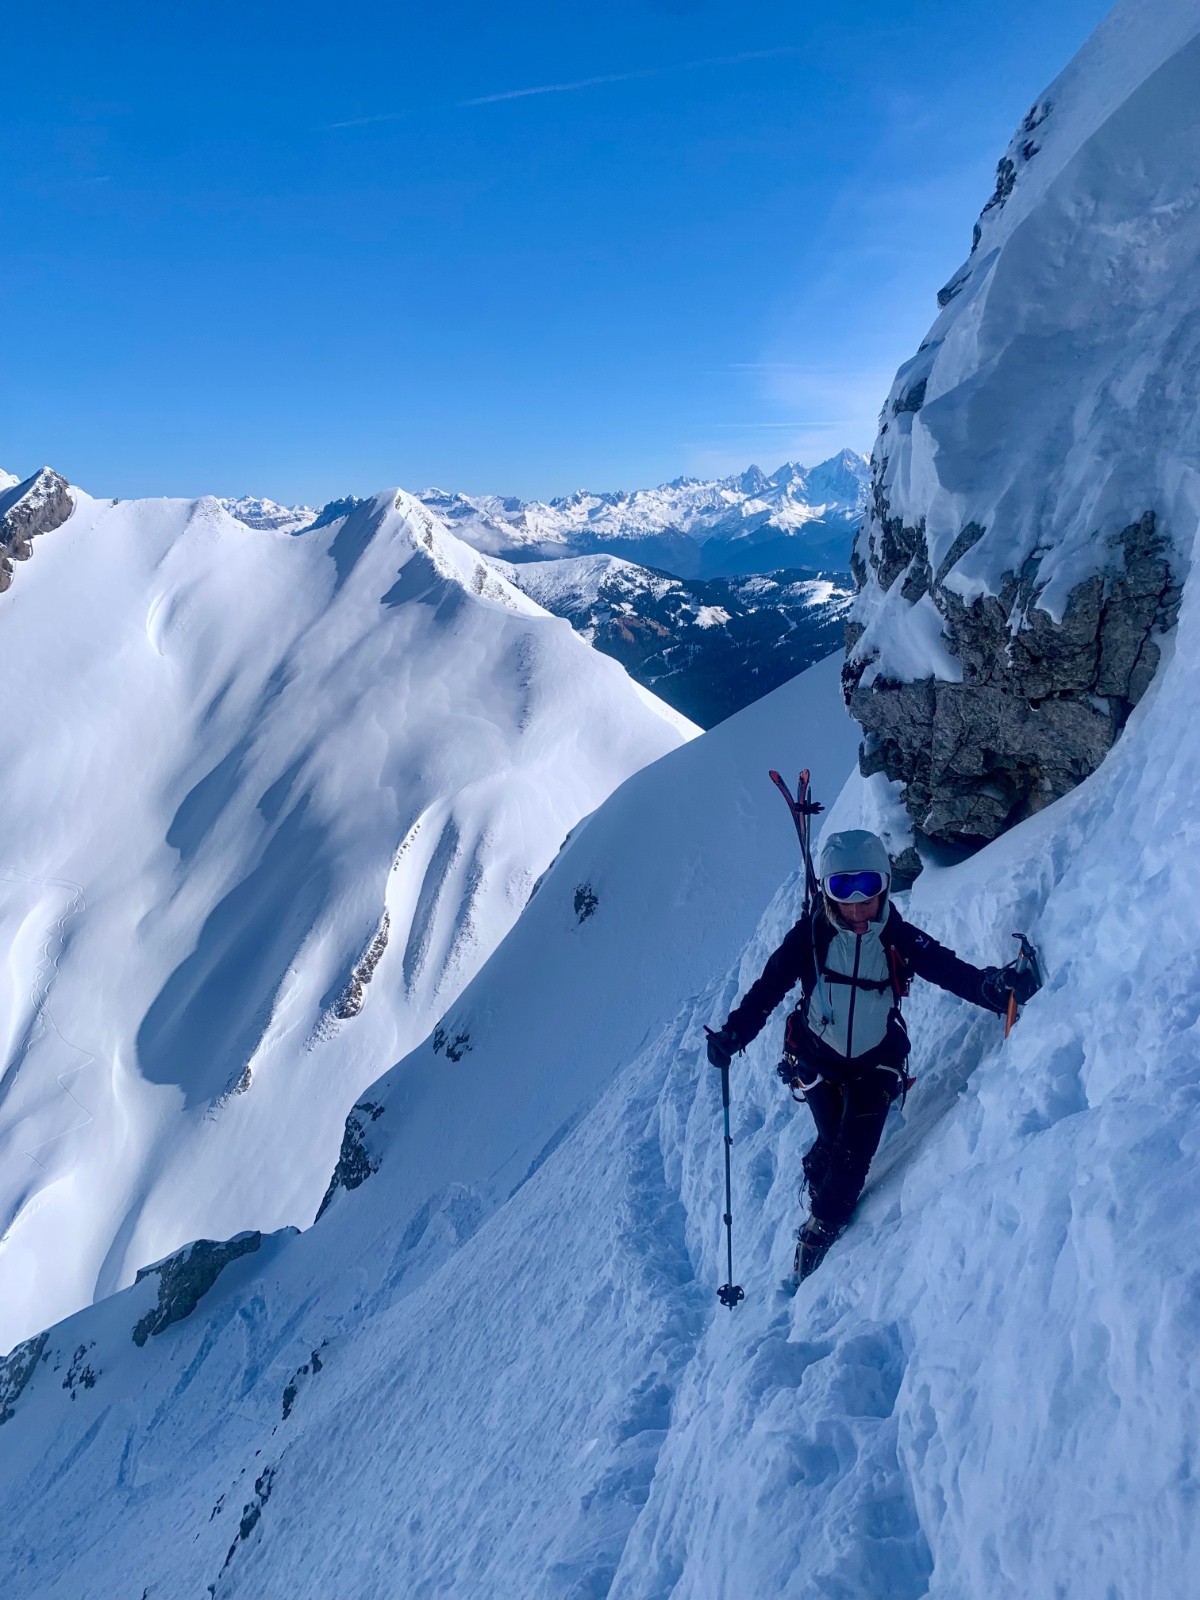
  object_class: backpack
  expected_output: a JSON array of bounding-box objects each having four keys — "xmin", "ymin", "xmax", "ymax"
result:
[{"xmin": 781, "ymin": 909, "xmax": 915, "ymax": 1099}]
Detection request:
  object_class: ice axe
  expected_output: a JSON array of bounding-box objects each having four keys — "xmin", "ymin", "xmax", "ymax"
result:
[{"xmin": 1004, "ymin": 932, "xmax": 1042, "ymax": 1039}]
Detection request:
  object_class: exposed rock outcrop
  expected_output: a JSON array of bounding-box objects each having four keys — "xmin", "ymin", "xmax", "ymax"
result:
[
  {"xmin": 0, "ymin": 468, "xmax": 73, "ymax": 593},
  {"xmin": 333, "ymin": 913, "xmax": 391, "ymax": 1020},
  {"xmin": 131, "ymin": 1232, "xmax": 264, "ymax": 1346},
  {"xmin": 315, "ymin": 1100, "xmax": 385, "ymax": 1220},
  {"xmin": 845, "ymin": 505, "xmax": 1182, "ymax": 850},
  {"xmin": 0, "ymin": 1331, "xmax": 48, "ymax": 1425},
  {"xmin": 843, "ymin": 31, "xmax": 1199, "ymax": 865}
]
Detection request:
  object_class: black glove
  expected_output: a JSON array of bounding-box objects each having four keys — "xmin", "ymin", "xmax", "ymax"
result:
[
  {"xmin": 979, "ymin": 961, "xmax": 1041, "ymax": 1014},
  {"xmin": 705, "ymin": 1026, "xmax": 737, "ymax": 1070}
]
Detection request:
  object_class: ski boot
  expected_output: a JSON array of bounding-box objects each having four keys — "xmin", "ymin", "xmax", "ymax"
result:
[{"xmin": 793, "ymin": 1216, "xmax": 840, "ymax": 1284}]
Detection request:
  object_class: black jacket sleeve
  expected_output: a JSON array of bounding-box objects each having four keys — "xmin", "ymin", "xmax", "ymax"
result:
[
  {"xmin": 890, "ymin": 910, "xmax": 994, "ymax": 1009},
  {"xmin": 722, "ymin": 913, "xmax": 816, "ymax": 1050}
]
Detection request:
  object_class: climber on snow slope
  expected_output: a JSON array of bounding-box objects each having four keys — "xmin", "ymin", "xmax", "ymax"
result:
[{"xmin": 706, "ymin": 829, "xmax": 1040, "ymax": 1278}]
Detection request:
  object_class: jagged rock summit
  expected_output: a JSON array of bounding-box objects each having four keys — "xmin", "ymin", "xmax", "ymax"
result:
[
  {"xmin": 845, "ymin": 0, "xmax": 1198, "ymax": 858},
  {"xmin": 0, "ymin": 467, "xmax": 73, "ymax": 593}
]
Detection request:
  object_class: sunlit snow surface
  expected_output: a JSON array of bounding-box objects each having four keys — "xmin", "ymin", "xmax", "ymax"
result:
[
  {"xmin": 5, "ymin": 559, "xmax": 1200, "ymax": 1594},
  {"xmin": 854, "ymin": 0, "xmax": 1200, "ymax": 682},
  {"xmin": 0, "ymin": 487, "xmax": 694, "ymax": 1348},
  {"xmin": 7, "ymin": 2, "xmax": 1200, "ymax": 1590}
]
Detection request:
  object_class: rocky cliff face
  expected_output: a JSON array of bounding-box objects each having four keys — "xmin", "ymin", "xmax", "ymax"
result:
[
  {"xmin": 0, "ymin": 468, "xmax": 73, "ymax": 592},
  {"xmin": 844, "ymin": 10, "xmax": 1200, "ymax": 863},
  {"xmin": 845, "ymin": 508, "xmax": 1183, "ymax": 850}
]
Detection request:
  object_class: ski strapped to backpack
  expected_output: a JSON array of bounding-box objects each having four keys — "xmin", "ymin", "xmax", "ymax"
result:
[
  {"xmin": 768, "ymin": 768, "xmax": 824, "ymax": 905},
  {"xmin": 769, "ymin": 768, "xmax": 826, "ymax": 1099}
]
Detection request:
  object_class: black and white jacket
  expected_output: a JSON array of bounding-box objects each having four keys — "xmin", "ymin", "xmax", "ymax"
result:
[{"xmin": 723, "ymin": 902, "xmax": 1001, "ymax": 1077}]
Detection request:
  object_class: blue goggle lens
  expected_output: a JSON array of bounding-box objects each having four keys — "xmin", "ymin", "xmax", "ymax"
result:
[{"xmin": 825, "ymin": 870, "xmax": 886, "ymax": 903}]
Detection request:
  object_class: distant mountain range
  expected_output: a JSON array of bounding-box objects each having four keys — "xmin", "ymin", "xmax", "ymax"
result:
[
  {"xmin": 217, "ymin": 448, "xmax": 869, "ymax": 581},
  {"xmin": 415, "ymin": 449, "xmax": 868, "ymax": 577},
  {"xmin": 206, "ymin": 452, "xmax": 864, "ymax": 725},
  {"xmin": 496, "ymin": 553, "xmax": 854, "ymax": 728},
  {"xmin": 209, "ymin": 453, "xmax": 864, "ymax": 724},
  {"xmin": 216, "ymin": 494, "xmax": 320, "ymax": 535}
]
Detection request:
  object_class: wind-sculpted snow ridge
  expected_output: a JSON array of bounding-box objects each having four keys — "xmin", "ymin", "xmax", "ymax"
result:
[
  {"xmin": 7, "ymin": 522, "xmax": 1200, "ymax": 1597},
  {"xmin": 420, "ymin": 448, "xmax": 869, "ymax": 578},
  {"xmin": 0, "ymin": 482, "xmax": 695, "ymax": 1348},
  {"xmin": 846, "ymin": 0, "xmax": 1200, "ymax": 855}
]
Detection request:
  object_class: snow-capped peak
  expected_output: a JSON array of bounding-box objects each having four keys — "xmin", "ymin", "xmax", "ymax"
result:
[
  {"xmin": 218, "ymin": 495, "xmax": 319, "ymax": 534},
  {"xmin": 416, "ymin": 450, "xmax": 869, "ymax": 578},
  {"xmin": 0, "ymin": 479, "xmax": 695, "ymax": 1351}
]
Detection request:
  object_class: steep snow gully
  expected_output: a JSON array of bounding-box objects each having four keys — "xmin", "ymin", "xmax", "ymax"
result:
[{"xmin": 6, "ymin": 553, "xmax": 1200, "ymax": 1594}]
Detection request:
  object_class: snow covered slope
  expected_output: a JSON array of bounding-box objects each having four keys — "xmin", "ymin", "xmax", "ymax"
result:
[
  {"xmin": 847, "ymin": 0, "xmax": 1200, "ymax": 849},
  {"xmin": 0, "ymin": 655, "xmax": 859, "ymax": 1596},
  {"xmin": 7, "ymin": 7, "xmax": 1200, "ymax": 1595},
  {"xmin": 421, "ymin": 449, "xmax": 869, "ymax": 577},
  {"xmin": 0, "ymin": 485, "xmax": 694, "ymax": 1349},
  {"xmin": 7, "ymin": 526, "xmax": 1200, "ymax": 1595}
]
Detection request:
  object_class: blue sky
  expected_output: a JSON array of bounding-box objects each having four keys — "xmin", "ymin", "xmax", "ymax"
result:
[{"xmin": 2, "ymin": 0, "xmax": 1112, "ymax": 504}]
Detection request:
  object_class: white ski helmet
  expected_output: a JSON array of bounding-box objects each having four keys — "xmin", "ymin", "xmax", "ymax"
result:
[{"xmin": 817, "ymin": 829, "xmax": 891, "ymax": 902}]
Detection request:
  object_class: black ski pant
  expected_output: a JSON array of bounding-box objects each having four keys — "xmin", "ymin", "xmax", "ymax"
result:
[{"xmin": 801, "ymin": 1067, "xmax": 901, "ymax": 1231}]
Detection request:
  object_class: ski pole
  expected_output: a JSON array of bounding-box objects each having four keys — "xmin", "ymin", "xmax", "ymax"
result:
[{"xmin": 715, "ymin": 1055, "xmax": 744, "ymax": 1309}]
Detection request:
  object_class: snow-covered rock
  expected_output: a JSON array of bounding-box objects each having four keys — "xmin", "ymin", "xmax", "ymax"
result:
[
  {"xmin": 0, "ymin": 485, "xmax": 695, "ymax": 1349},
  {"xmin": 845, "ymin": 0, "xmax": 1199, "ymax": 852},
  {"xmin": 421, "ymin": 449, "xmax": 869, "ymax": 578},
  {"xmin": 218, "ymin": 495, "xmax": 319, "ymax": 534},
  {"xmin": 0, "ymin": 467, "xmax": 73, "ymax": 592}
]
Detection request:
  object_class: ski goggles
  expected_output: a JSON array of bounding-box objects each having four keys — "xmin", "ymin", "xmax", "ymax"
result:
[{"xmin": 824, "ymin": 869, "xmax": 886, "ymax": 903}]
